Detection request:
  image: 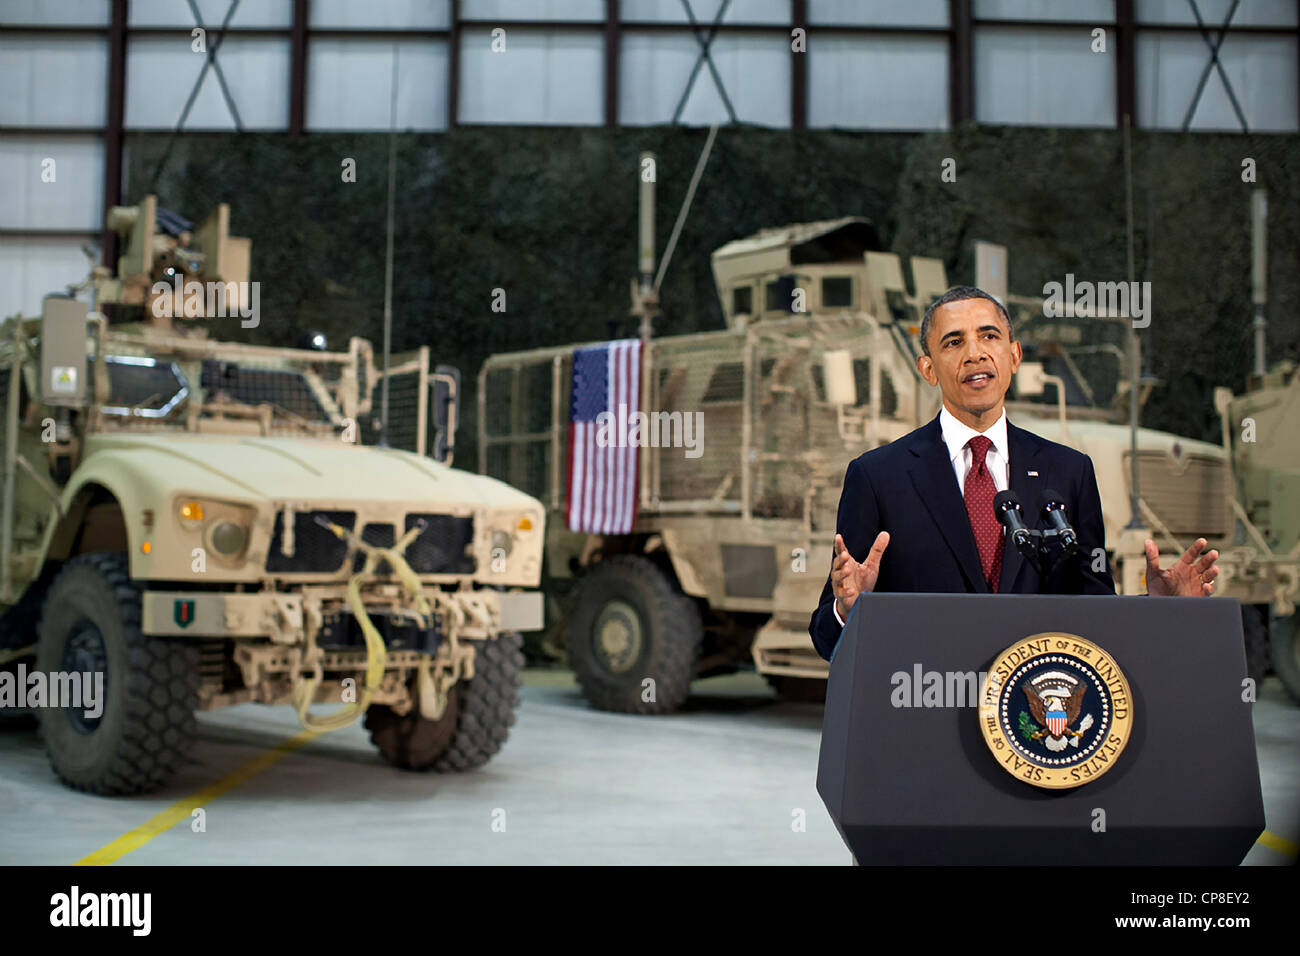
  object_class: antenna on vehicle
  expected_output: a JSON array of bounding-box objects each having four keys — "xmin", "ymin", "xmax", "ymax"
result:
[
  {"xmin": 1122, "ymin": 113, "xmax": 1142, "ymax": 531},
  {"xmin": 379, "ymin": 46, "xmax": 399, "ymax": 447},
  {"xmin": 631, "ymin": 150, "xmax": 658, "ymax": 342},
  {"xmin": 654, "ymin": 123, "xmax": 717, "ymax": 300},
  {"xmin": 1251, "ymin": 189, "xmax": 1268, "ymax": 379}
]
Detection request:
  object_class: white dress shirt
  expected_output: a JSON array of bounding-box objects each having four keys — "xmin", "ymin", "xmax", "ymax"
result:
[
  {"xmin": 832, "ymin": 407, "xmax": 1011, "ymax": 628},
  {"xmin": 939, "ymin": 406, "xmax": 1010, "ymax": 495}
]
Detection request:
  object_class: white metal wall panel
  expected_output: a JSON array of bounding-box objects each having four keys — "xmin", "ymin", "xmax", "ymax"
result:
[
  {"xmin": 307, "ymin": 39, "xmax": 449, "ymax": 130},
  {"xmin": 458, "ymin": 27, "xmax": 603, "ymax": 125},
  {"xmin": 465, "ymin": 0, "xmax": 605, "ymax": 21},
  {"xmin": 0, "ymin": 35, "xmax": 108, "ymax": 127},
  {"xmin": 976, "ymin": 0, "xmax": 1114, "ymax": 21},
  {"xmin": 126, "ymin": 36, "xmax": 290, "ymax": 129},
  {"xmin": 620, "ymin": 31, "xmax": 790, "ymax": 126},
  {"xmin": 310, "ymin": 0, "xmax": 451, "ymax": 29},
  {"xmin": 0, "ymin": 136, "xmax": 103, "ymax": 231},
  {"xmin": 1138, "ymin": 32, "xmax": 1298, "ymax": 131},
  {"xmin": 621, "ymin": 0, "xmax": 791, "ymax": 23},
  {"xmin": 1136, "ymin": 0, "xmax": 1296, "ymax": 27},
  {"xmin": 808, "ymin": 35, "xmax": 948, "ymax": 129},
  {"xmin": 129, "ymin": 0, "xmax": 292, "ymax": 28},
  {"xmin": 0, "ymin": 0, "xmax": 108, "ymax": 26},
  {"xmin": 808, "ymin": 0, "xmax": 947, "ymax": 28},
  {"xmin": 975, "ymin": 27, "xmax": 1115, "ymax": 126},
  {"xmin": 0, "ymin": 238, "xmax": 95, "ymax": 321}
]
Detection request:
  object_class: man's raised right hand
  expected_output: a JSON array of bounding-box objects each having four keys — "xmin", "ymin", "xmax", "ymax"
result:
[{"xmin": 832, "ymin": 531, "xmax": 890, "ymax": 620}]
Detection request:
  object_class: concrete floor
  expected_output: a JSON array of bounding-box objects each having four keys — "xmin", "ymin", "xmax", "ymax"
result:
[{"xmin": 0, "ymin": 671, "xmax": 1296, "ymax": 866}]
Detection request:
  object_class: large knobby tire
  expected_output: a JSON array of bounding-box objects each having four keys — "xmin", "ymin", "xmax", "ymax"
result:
[
  {"xmin": 1241, "ymin": 605, "xmax": 1272, "ymax": 685},
  {"xmin": 1269, "ymin": 613, "xmax": 1300, "ymax": 705},
  {"xmin": 365, "ymin": 632, "xmax": 524, "ymax": 772},
  {"xmin": 566, "ymin": 555, "xmax": 702, "ymax": 714},
  {"xmin": 37, "ymin": 553, "xmax": 199, "ymax": 795}
]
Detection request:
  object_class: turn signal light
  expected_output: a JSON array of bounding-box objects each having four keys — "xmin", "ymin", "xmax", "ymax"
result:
[
  {"xmin": 517, "ymin": 516, "xmax": 533, "ymax": 532},
  {"xmin": 179, "ymin": 501, "xmax": 204, "ymax": 523}
]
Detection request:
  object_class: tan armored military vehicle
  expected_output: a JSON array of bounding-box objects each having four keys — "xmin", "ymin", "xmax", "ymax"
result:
[
  {"xmin": 1216, "ymin": 361, "xmax": 1300, "ymax": 701},
  {"xmin": 0, "ymin": 197, "xmax": 545, "ymax": 793},
  {"xmin": 480, "ymin": 216, "xmax": 1295, "ymax": 712}
]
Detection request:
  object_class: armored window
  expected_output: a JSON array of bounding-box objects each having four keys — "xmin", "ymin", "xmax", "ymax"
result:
[
  {"xmin": 701, "ymin": 362, "xmax": 744, "ymax": 403},
  {"xmin": 201, "ymin": 360, "xmax": 328, "ymax": 422},
  {"xmin": 732, "ymin": 286, "xmax": 753, "ymax": 316},
  {"xmin": 100, "ymin": 356, "xmax": 189, "ymax": 418},
  {"xmin": 886, "ymin": 290, "xmax": 919, "ymax": 325},
  {"xmin": 764, "ymin": 276, "xmax": 797, "ymax": 313},
  {"xmin": 822, "ymin": 276, "xmax": 853, "ymax": 309},
  {"xmin": 701, "ymin": 358, "xmax": 777, "ymax": 404},
  {"xmin": 848, "ymin": 357, "xmax": 899, "ymax": 417}
]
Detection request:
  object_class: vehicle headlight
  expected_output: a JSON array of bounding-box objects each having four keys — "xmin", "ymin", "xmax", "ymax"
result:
[
  {"xmin": 210, "ymin": 521, "xmax": 248, "ymax": 556},
  {"xmin": 491, "ymin": 529, "xmax": 513, "ymax": 557}
]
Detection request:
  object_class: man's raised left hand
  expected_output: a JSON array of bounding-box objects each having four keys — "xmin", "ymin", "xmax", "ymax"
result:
[{"xmin": 1144, "ymin": 537, "xmax": 1219, "ymax": 597}]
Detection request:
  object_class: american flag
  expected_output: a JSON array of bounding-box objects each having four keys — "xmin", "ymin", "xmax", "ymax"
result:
[{"xmin": 567, "ymin": 339, "xmax": 641, "ymax": 534}]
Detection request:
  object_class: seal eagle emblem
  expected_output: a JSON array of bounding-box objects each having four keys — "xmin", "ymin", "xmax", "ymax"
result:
[{"xmin": 979, "ymin": 632, "xmax": 1133, "ymax": 790}]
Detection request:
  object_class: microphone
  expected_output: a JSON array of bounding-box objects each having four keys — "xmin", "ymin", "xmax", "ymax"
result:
[
  {"xmin": 1037, "ymin": 489, "xmax": 1078, "ymax": 551},
  {"xmin": 993, "ymin": 490, "xmax": 1035, "ymax": 558}
]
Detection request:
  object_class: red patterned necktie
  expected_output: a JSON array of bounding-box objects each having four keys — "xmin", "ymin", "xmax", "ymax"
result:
[{"xmin": 965, "ymin": 435, "xmax": 1003, "ymax": 592}]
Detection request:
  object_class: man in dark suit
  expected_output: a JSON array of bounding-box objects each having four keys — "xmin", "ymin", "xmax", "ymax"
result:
[{"xmin": 809, "ymin": 285, "xmax": 1220, "ymax": 661}]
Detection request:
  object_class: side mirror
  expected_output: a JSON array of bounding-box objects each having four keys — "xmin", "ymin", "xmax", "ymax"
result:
[
  {"xmin": 430, "ymin": 364, "xmax": 460, "ymax": 465},
  {"xmin": 1016, "ymin": 361, "xmax": 1046, "ymax": 398},
  {"xmin": 822, "ymin": 349, "xmax": 857, "ymax": 406},
  {"xmin": 40, "ymin": 296, "xmax": 88, "ymax": 406}
]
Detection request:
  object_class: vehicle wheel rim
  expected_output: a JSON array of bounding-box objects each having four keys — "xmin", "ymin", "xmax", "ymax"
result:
[
  {"xmin": 60, "ymin": 621, "xmax": 107, "ymax": 735},
  {"xmin": 592, "ymin": 599, "xmax": 643, "ymax": 675}
]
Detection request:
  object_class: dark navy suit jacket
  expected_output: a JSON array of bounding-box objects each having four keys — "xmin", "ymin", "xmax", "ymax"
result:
[{"xmin": 808, "ymin": 414, "xmax": 1116, "ymax": 661}]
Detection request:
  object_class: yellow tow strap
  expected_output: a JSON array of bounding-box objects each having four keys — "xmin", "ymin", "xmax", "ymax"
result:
[{"xmin": 292, "ymin": 521, "xmax": 432, "ymax": 732}]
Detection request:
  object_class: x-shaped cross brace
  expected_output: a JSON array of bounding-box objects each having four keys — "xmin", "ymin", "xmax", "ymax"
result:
[
  {"xmin": 180, "ymin": 0, "xmax": 244, "ymax": 131},
  {"xmin": 672, "ymin": 0, "xmax": 737, "ymax": 125},
  {"xmin": 148, "ymin": 0, "xmax": 245, "ymax": 189},
  {"xmin": 1181, "ymin": 0, "xmax": 1249, "ymax": 132}
]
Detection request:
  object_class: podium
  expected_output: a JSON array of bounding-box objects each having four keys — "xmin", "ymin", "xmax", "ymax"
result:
[{"xmin": 818, "ymin": 594, "xmax": 1265, "ymax": 865}]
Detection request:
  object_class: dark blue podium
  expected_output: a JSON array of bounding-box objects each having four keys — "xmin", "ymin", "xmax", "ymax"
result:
[{"xmin": 817, "ymin": 594, "xmax": 1265, "ymax": 865}]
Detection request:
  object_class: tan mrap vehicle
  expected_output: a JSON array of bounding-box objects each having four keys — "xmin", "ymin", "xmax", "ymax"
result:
[
  {"xmin": 480, "ymin": 216, "xmax": 1295, "ymax": 712},
  {"xmin": 0, "ymin": 196, "xmax": 545, "ymax": 794},
  {"xmin": 1215, "ymin": 360, "xmax": 1300, "ymax": 702}
]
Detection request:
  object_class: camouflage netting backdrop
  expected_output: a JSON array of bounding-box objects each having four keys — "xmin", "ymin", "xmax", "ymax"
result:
[{"xmin": 126, "ymin": 126, "xmax": 1300, "ymax": 465}]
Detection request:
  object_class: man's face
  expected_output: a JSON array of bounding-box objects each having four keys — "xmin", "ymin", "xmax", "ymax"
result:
[{"xmin": 916, "ymin": 298, "xmax": 1022, "ymax": 423}]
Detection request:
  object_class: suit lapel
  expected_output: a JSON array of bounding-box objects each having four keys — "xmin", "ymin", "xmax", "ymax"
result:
[
  {"xmin": 1001, "ymin": 419, "xmax": 1047, "ymax": 593},
  {"xmin": 907, "ymin": 417, "xmax": 989, "ymax": 593}
]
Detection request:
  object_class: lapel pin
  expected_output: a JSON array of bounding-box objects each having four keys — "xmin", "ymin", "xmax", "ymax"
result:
[{"xmin": 1027, "ymin": 470, "xmax": 1039, "ymax": 477}]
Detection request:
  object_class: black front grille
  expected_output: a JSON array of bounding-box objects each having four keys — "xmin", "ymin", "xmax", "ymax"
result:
[
  {"xmin": 405, "ymin": 514, "xmax": 476, "ymax": 575},
  {"xmin": 318, "ymin": 609, "xmax": 440, "ymax": 654},
  {"xmin": 266, "ymin": 510, "xmax": 356, "ymax": 573},
  {"xmin": 353, "ymin": 523, "xmax": 396, "ymax": 573}
]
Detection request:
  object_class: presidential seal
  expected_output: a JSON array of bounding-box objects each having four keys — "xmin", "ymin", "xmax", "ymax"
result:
[{"xmin": 978, "ymin": 633, "xmax": 1133, "ymax": 790}]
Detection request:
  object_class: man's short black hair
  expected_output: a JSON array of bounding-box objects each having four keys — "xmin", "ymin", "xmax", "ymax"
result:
[{"xmin": 920, "ymin": 286, "xmax": 1013, "ymax": 356}]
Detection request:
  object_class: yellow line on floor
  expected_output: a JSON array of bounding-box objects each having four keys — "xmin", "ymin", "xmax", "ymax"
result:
[
  {"xmin": 1258, "ymin": 830, "xmax": 1299, "ymax": 859},
  {"xmin": 74, "ymin": 728, "xmax": 320, "ymax": 866},
  {"xmin": 70, "ymin": 725, "xmax": 1300, "ymax": 865}
]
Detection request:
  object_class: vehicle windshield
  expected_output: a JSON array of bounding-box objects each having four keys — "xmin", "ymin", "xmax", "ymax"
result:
[
  {"xmin": 101, "ymin": 355, "xmax": 190, "ymax": 417},
  {"xmin": 90, "ymin": 335, "xmax": 360, "ymax": 436},
  {"xmin": 1012, "ymin": 310, "xmax": 1130, "ymax": 411}
]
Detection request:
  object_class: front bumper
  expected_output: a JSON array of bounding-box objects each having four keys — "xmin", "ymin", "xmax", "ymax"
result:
[{"xmin": 140, "ymin": 587, "xmax": 544, "ymax": 640}]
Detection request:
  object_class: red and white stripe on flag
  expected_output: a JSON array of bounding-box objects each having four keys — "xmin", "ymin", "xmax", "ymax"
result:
[{"xmin": 566, "ymin": 339, "xmax": 641, "ymax": 534}]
